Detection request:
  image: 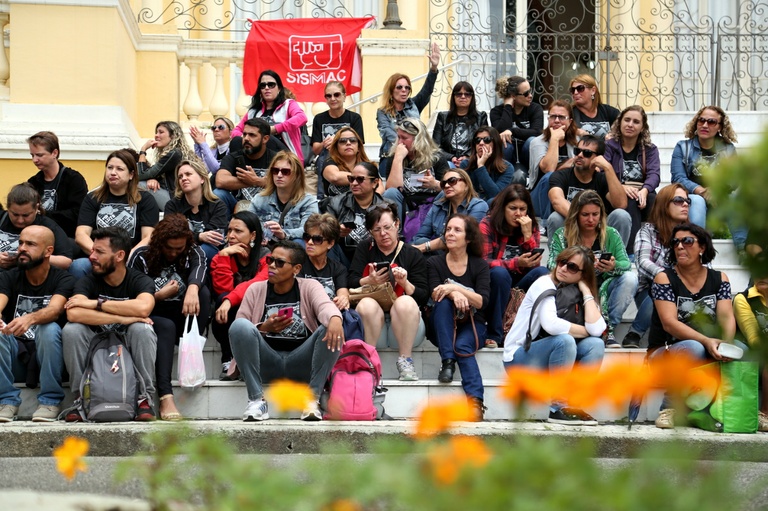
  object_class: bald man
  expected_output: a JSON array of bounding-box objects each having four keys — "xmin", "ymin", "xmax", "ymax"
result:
[{"xmin": 0, "ymin": 225, "xmax": 75, "ymax": 422}]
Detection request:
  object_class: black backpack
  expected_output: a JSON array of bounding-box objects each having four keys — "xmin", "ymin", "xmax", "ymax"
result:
[
  {"xmin": 76, "ymin": 331, "xmax": 141, "ymax": 422},
  {"xmin": 524, "ymin": 283, "xmax": 585, "ymax": 351}
]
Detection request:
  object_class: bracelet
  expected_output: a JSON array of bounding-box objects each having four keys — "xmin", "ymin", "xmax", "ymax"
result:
[
  {"xmin": 583, "ymin": 295, "xmax": 595, "ymax": 304},
  {"xmin": 425, "ymin": 241, "xmax": 431, "ymax": 252}
]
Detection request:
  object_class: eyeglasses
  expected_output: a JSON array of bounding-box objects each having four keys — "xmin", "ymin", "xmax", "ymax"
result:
[
  {"xmin": 557, "ymin": 260, "xmax": 583, "ymax": 274},
  {"xmin": 348, "ymin": 175, "xmax": 376, "ymax": 185},
  {"xmin": 697, "ymin": 117, "xmax": 720, "ymax": 126},
  {"xmin": 569, "ymin": 84, "xmax": 587, "ymax": 94},
  {"xmin": 259, "ymin": 81, "xmax": 278, "ymax": 90},
  {"xmin": 573, "ymin": 147, "xmax": 597, "ymax": 157},
  {"xmin": 669, "ymin": 196, "xmax": 692, "ymax": 206},
  {"xmin": 516, "ymin": 89, "xmax": 533, "ymax": 97},
  {"xmin": 454, "ymin": 92, "xmax": 473, "ymax": 98},
  {"xmin": 474, "ymin": 136, "xmax": 493, "ymax": 144},
  {"xmin": 671, "ymin": 236, "xmax": 697, "ymax": 247},
  {"xmin": 325, "ymin": 92, "xmax": 343, "ymax": 100},
  {"xmin": 549, "ymin": 114, "xmax": 569, "ymax": 122},
  {"xmin": 265, "ymin": 255, "xmax": 294, "ymax": 268},
  {"xmin": 212, "ymin": 124, "xmax": 228, "ymax": 131},
  {"xmin": 440, "ymin": 176, "xmax": 464, "ymax": 189},
  {"xmin": 395, "ymin": 84, "xmax": 412, "ymax": 91},
  {"xmin": 338, "ymin": 137, "xmax": 358, "ymax": 145},
  {"xmin": 371, "ymin": 223, "xmax": 396, "ymax": 235},
  {"xmin": 270, "ymin": 167, "xmax": 292, "ymax": 176},
  {"xmin": 302, "ymin": 233, "xmax": 326, "ymax": 244}
]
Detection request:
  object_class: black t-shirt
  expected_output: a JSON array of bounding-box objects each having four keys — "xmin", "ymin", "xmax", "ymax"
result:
[
  {"xmin": 0, "ymin": 214, "xmax": 72, "ymax": 258},
  {"xmin": 321, "ymin": 158, "xmax": 351, "ymax": 198},
  {"xmin": 261, "ymin": 281, "xmax": 309, "ymax": 351},
  {"xmin": 77, "ymin": 190, "xmax": 160, "ymax": 247},
  {"xmin": 573, "ymin": 104, "xmax": 620, "ymax": 139},
  {"xmin": 549, "ymin": 167, "xmax": 611, "ymax": 210},
  {"xmin": 40, "ymin": 179, "xmax": 58, "ymax": 214},
  {"xmin": 73, "ymin": 268, "xmax": 155, "ymax": 333},
  {"xmin": 311, "ymin": 110, "xmax": 365, "ymax": 144},
  {"xmin": 219, "ymin": 148, "xmax": 278, "ymax": 201},
  {"xmin": 0, "ymin": 267, "xmax": 75, "ymax": 339},
  {"xmin": 426, "ymin": 254, "xmax": 490, "ymax": 323},
  {"xmin": 621, "ymin": 146, "xmax": 643, "ymax": 182},
  {"xmin": 557, "ymin": 145, "xmax": 570, "ymax": 168},
  {"xmin": 300, "ymin": 258, "xmax": 348, "ymax": 300}
]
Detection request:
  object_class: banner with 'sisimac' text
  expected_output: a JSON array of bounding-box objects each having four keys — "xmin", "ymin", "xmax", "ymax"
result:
[{"xmin": 244, "ymin": 17, "xmax": 375, "ymax": 103}]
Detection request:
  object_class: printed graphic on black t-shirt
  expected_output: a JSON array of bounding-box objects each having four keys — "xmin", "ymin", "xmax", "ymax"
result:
[
  {"xmin": 677, "ymin": 294, "xmax": 717, "ymax": 324},
  {"xmin": 312, "ymin": 276, "xmax": 336, "ymax": 300},
  {"xmin": 97, "ymin": 203, "xmax": 137, "ymax": 238},
  {"xmin": 347, "ymin": 211, "xmax": 369, "ymax": 246},
  {"xmin": 13, "ymin": 294, "xmax": 51, "ymax": 340},
  {"xmin": 321, "ymin": 122, "xmax": 348, "ymax": 140},
  {"xmin": 402, "ymin": 167, "xmax": 432, "ymax": 195},
  {"xmin": 566, "ymin": 186, "xmax": 586, "ymax": 201},
  {"xmin": 152, "ymin": 267, "xmax": 187, "ymax": 301},
  {"xmin": 580, "ymin": 121, "xmax": 611, "ymax": 138},
  {"xmin": 0, "ymin": 231, "xmax": 20, "ymax": 252},
  {"xmin": 450, "ymin": 120, "xmax": 470, "ymax": 156},
  {"xmin": 261, "ymin": 301, "xmax": 307, "ymax": 341},
  {"xmin": 238, "ymin": 166, "xmax": 268, "ymax": 201},
  {"xmin": 41, "ymin": 185, "xmax": 57, "ymax": 213},
  {"xmin": 188, "ymin": 219, "xmax": 205, "ymax": 235},
  {"xmin": 503, "ymin": 245, "xmax": 522, "ymax": 260},
  {"xmin": 622, "ymin": 159, "xmax": 643, "ymax": 182}
]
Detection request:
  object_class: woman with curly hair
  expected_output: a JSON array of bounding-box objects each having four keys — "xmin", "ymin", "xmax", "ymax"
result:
[
  {"xmin": 376, "ymin": 43, "xmax": 440, "ymax": 178},
  {"xmin": 128, "ymin": 213, "xmax": 210, "ymax": 420},
  {"xmin": 670, "ymin": 105, "xmax": 744, "ymax": 247},
  {"xmin": 490, "ymin": 75, "xmax": 544, "ymax": 166},
  {"xmin": 604, "ymin": 105, "xmax": 661, "ymax": 252},
  {"xmin": 432, "ymin": 81, "xmax": 488, "ymax": 168},
  {"xmin": 320, "ymin": 127, "xmax": 376, "ymax": 203},
  {"xmin": 569, "ymin": 74, "xmax": 620, "ymax": 138},
  {"xmin": 138, "ymin": 121, "xmax": 198, "ymax": 211}
]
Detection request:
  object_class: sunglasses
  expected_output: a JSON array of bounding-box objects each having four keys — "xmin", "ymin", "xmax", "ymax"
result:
[
  {"xmin": 259, "ymin": 81, "xmax": 278, "ymax": 90},
  {"xmin": 569, "ymin": 84, "xmax": 587, "ymax": 94},
  {"xmin": 265, "ymin": 255, "xmax": 294, "ymax": 268},
  {"xmin": 348, "ymin": 175, "xmax": 376, "ymax": 185},
  {"xmin": 440, "ymin": 176, "xmax": 464, "ymax": 189},
  {"xmin": 454, "ymin": 92, "xmax": 473, "ymax": 98},
  {"xmin": 573, "ymin": 147, "xmax": 597, "ymax": 157},
  {"xmin": 338, "ymin": 137, "xmax": 358, "ymax": 145},
  {"xmin": 557, "ymin": 260, "xmax": 583, "ymax": 274},
  {"xmin": 395, "ymin": 84, "xmax": 412, "ymax": 91},
  {"xmin": 516, "ymin": 89, "xmax": 533, "ymax": 97},
  {"xmin": 549, "ymin": 114, "xmax": 569, "ymax": 122},
  {"xmin": 397, "ymin": 120, "xmax": 418, "ymax": 132},
  {"xmin": 474, "ymin": 136, "xmax": 493, "ymax": 144},
  {"xmin": 270, "ymin": 167, "xmax": 292, "ymax": 176},
  {"xmin": 672, "ymin": 236, "xmax": 697, "ymax": 247},
  {"xmin": 670, "ymin": 196, "xmax": 692, "ymax": 206},
  {"xmin": 212, "ymin": 124, "xmax": 229, "ymax": 131},
  {"xmin": 325, "ymin": 92, "xmax": 343, "ymax": 99},
  {"xmin": 697, "ymin": 117, "xmax": 720, "ymax": 126},
  {"xmin": 302, "ymin": 233, "xmax": 326, "ymax": 244}
]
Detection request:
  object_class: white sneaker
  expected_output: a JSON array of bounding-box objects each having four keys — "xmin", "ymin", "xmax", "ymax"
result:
[
  {"xmin": 655, "ymin": 408, "xmax": 675, "ymax": 429},
  {"xmin": 0, "ymin": 404, "xmax": 19, "ymax": 423},
  {"xmin": 301, "ymin": 401, "xmax": 323, "ymax": 421},
  {"xmin": 243, "ymin": 399, "xmax": 269, "ymax": 422},
  {"xmin": 396, "ymin": 356, "xmax": 419, "ymax": 381},
  {"xmin": 32, "ymin": 404, "xmax": 60, "ymax": 422},
  {"xmin": 759, "ymin": 411, "xmax": 768, "ymax": 432}
]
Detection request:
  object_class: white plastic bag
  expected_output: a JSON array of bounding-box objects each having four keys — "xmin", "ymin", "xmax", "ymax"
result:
[{"xmin": 178, "ymin": 315, "xmax": 207, "ymax": 389}]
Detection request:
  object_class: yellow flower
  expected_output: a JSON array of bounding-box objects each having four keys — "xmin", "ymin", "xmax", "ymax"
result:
[
  {"xmin": 324, "ymin": 499, "xmax": 362, "ymax": 511},
  {"xmin": 427, "ymin": 436, "xmax": 492, "ymax": 485},
  {"xmin": 414, "ymin": 396, "xmax": 476, "ymax": 439},
  {"xmin": 264, "ymin": 379, "xmax": 314, "ymax": 412},
  {"xmin": 53, "ymin": 436, "xmax": 89, "ymax": 481}
]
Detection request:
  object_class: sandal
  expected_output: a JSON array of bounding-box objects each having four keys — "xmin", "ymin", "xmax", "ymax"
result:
[
  {"xmin": 159, "ymin": 394, "xmax": 183, "ymax": 421},
  {"xmin": 484, "ymin": 339, "xmax": 499, "ymax": 349}
]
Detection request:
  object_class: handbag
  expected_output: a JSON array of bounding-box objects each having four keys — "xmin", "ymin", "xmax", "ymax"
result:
[
  {"xmin": 178, "ymin": 315, "xmax": 207, "ymax": 389},
  {"xmin": 349, "ymin": 283, "xmax": 398, "ymax": 312},
  {"xmin": 686, "ymin": 360, "xmax": 759, "ymax": 433},
  {"xmin": 502, "ymin": 287, "xmax": 527, "ymax": 337}
]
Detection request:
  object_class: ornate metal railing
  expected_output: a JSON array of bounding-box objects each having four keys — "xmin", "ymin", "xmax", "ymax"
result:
[{"xmin": 429, "ymin": 0, "xmax": 768, "ymax": 112}]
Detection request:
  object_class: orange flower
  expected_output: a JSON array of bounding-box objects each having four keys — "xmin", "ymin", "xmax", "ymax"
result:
[
  {"xmin": 264, "ymin": 379, "xmax": 314, "ymax": 413},
  {"xmin": 413, "ymin": 396, "xmax": 476, "ymax": 439},
  {"xmin": 427, "ymin": 436, "xmax": 492, "ymax": 485},
  {"xmin": 53, "ymin": 436, "xmax": 89, "ymax": 481},
  {"xmin": 500, "ymin": 366, "xmax": 557, "ymax": 404},
  {"xmin": 324, "ymin": 499, "xmax": 362, "ymax": 511}
]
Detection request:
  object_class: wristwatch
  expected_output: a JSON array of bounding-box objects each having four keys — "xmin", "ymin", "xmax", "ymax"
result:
[
  {"xmin": 139, "ymin": 150, "xmax": 147, "ymax": 156},
  {"xmin": 96, "ymin": 297, "xmax": 105, "ymax": 311}
]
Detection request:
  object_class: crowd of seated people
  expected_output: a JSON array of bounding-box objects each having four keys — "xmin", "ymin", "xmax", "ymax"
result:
[{"xmin": 0, "ymin": 53, "xmax": 763, "ymax": 431}]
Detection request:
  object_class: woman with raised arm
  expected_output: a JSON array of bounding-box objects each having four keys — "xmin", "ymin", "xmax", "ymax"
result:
[
  {"xmin": 137, "ymin": 121, "xmax": 197, "ymax": 211},
  {"xmin": 189, "ymin": 116, "xmax": 238, "ymax": 174},
  {"xmin": 432, "ymin": 82, "xmax": 488, "ymax": 168}
]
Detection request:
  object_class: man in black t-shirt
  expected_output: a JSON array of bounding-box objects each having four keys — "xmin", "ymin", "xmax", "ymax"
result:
[
  {"xmin": 62, "ymin": 226, "xmax": 157, "ymax": 421},
  {"xmin": 215, "ymin": 118, "xmax": 278, "ymax": 212},
  {"xmin": 547, "ymin": 135, "xmax": 631, "ymax": 247},
  {"xmin": 0, "ymin": 226, "xmax": 75, "ymax": 422}
]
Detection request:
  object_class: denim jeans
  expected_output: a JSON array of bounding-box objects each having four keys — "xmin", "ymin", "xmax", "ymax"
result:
[
  {"xmin": 605, "ymin": 272, "xmax": 639, "ymax": 328},
  {"xmin": 486, "ymin": 265, "xmax": 549, "ymax": 344},
  {"xmin": 502, "ymin": 137, "xmax": 533, "ymax": 169},
  {"xmin": 629, "ymin": 288, "xmax": 653, "ymax": 336},
  {"xmin": 229, "ymin": 318, "xmax": 340, "ymax": 400},
  {"xmin": 0, "ymin": 323, "xmax": 64, "ymax": 407},
  {"xmin": 531, "ymin": 172, "xmax": 553, "ymax": 221},
  {"xmin": 69, "ymin": 257, "xmax": 92, "ymax": 279},
  {"xmin": 548, "ymin": 209, "xmax": 632, "ymax": 248},
  {"xmin": 688, "ymin": 194, "xmax": 707, "ymax": 228},
  {"xmin": 382, "ymin": 187, "xmax": 406, "ymax": 223},
  {"xmin": 199, "ymin": 242, "xmax": 219, "ymax": 263},
  {"xmin": 429, "ymin": 299, "xmax": 486, "ymax": 400},
  {"xmin": 504, "ymin": 334, "xmax": 604, "ymax": 411},
  {"xmin": 213, "ymin": 188, "xmax": 237, "ymax": 216}
]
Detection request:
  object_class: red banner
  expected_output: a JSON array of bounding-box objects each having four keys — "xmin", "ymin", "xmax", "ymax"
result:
[{"xmin": 244, "ymin": 17, "xmax": 375, "ymax": 103}]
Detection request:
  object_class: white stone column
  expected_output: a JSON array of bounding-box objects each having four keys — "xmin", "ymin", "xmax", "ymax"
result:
[
  {"xmin": 235, "ymin": 60, "xmax": 250, "ymax": 118},
  {"xmin": 183, "ymin": 59, "xmax": 204, "ymax": 120},
  {"xmin": 208, "ymin": 59, "xmax": 230, "ymax": 118},
  {"xmin": 0, "ymin": 12, "xmax": 9, "ymax": 101}
]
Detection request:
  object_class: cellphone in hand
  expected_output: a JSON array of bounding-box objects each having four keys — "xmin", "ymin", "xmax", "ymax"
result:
[
  {"xmin": 529, "ymin": 248, "xmax": 545, "ymax": 256},
  {"xmin": 277, "ymin": 307, "xmax": 293, "ymax": 319},
  {"xmin": 375, "ymin": 261, "xmax": 391, "ymax": 272},
  {"xmin": 6, "ymin": 251, "xmax": 18, "ymax": 258},
  {"xmin": 342, "ymin": 221, "xmax": 357, "ymax": 229},
  {"xmin": 236, "ymin": 155, "xmax": 246, "ymax": 169},
  {"xmin": 599, "ymin": 252, "xmax": 613, "ymax": 261}
]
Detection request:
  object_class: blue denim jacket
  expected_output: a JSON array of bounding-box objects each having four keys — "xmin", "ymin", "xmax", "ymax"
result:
[
  {"xmin": 248, "ymin": 192, "xmax": 319, "ymax": 240},
  {"xmin": 670, "ymin": 137, "xmax": 736, "ymax": 193},
  {"xmin": 412, "ymin": 193, "xmax": 489, "ymax": 245}
]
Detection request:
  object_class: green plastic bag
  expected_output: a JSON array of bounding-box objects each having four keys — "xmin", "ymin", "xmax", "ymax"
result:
[{"xmin": 687, "ymin": 361, "xmax": 759, "ymax": 434}]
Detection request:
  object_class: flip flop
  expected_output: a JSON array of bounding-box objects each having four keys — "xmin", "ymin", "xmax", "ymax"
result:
[{"xmin": 484, "ymin": 339, "xmax": 499, "ymax": 349}]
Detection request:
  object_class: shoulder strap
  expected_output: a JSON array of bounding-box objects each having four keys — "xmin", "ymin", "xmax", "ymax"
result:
[
  {"xmin": 683, "ymin": 139, "xmax": 691, "ymax": 176},
  {"xmin": 641, "ymin": 145, "xmax": 647, "ymax": 180},
  {"xmin": 524, "ymin": 288, "xmax": 557, "ymax": 351},
  {"xmin": 391, "ymin": 241, "xmax": 404, "ymax": 264}
]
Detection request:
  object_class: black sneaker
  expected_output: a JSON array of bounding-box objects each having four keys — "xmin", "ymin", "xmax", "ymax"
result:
[
  {"xmin": 622, "ymin": 331, "xmax": 642, "ymax": 349},
  {"xmin": 135, "ymin": 399, "xmax": 156, "ymax": 422},
  {"xmin": 547, "ymin": 407, "xmax": 598, "ymax": 426}
]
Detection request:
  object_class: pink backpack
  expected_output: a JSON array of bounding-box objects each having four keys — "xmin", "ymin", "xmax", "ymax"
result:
[{"xmin": 321, "ymin": 339, "xmax": 384, "ymax": 420}]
